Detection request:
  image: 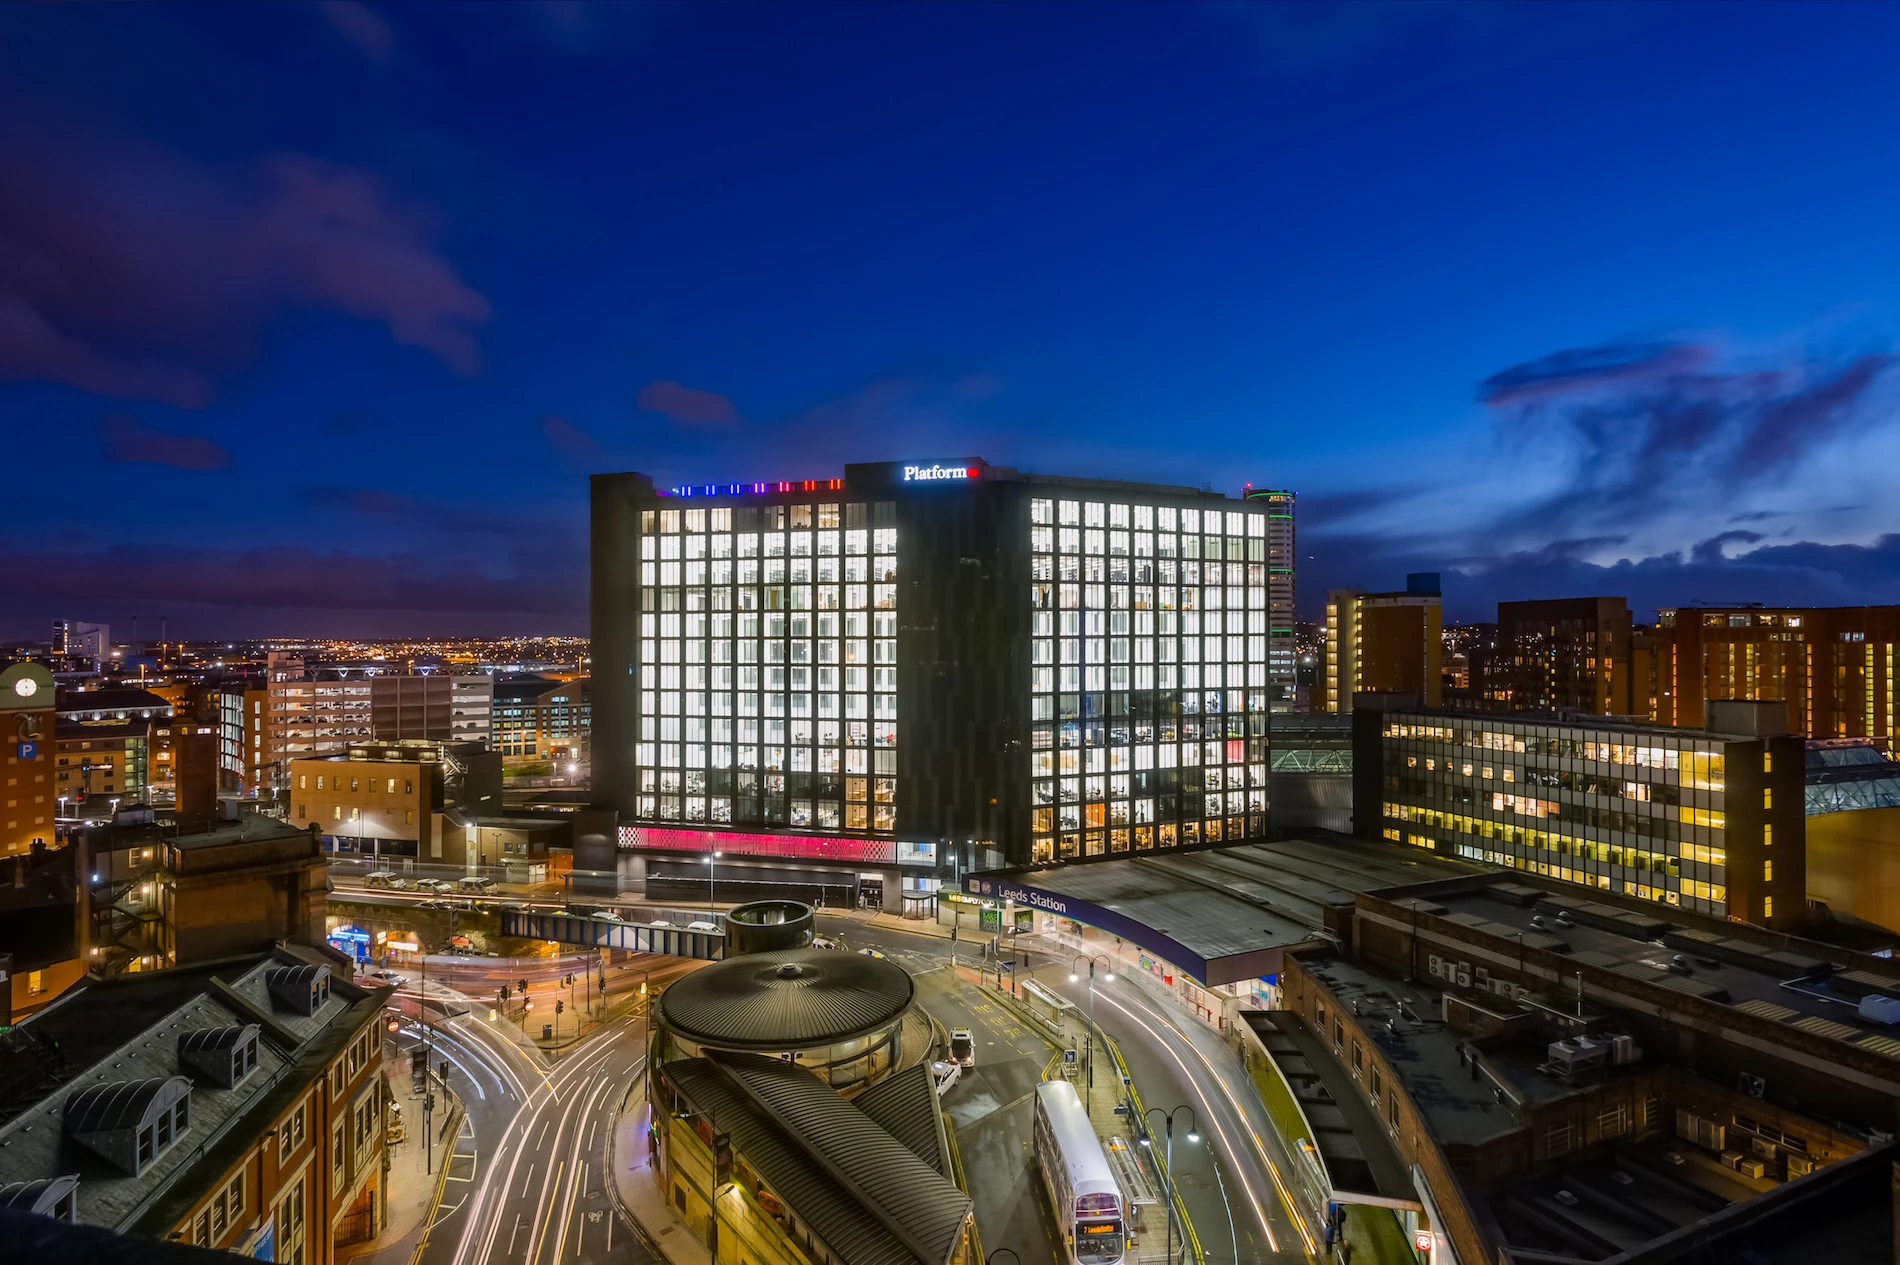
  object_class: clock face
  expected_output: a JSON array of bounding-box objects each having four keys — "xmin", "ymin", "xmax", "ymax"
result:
[{"xmin": 13, "ymin": 677, "xmax": 36, "ymax": 699}]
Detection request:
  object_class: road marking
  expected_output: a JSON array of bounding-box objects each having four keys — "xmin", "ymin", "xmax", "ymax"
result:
[
  {"xmin": 1096, "ymin": 988, "xmax": 1284, "ymax": 1255},
  {"xmin": 586, "ymin": 1117, "xmax": 597, "ymax": 1151},
  {"xmin": 531, "ymin": 1162, "xmax": 566, "ymax": 1263},
  {"xmin": 536, "ymin": 1119, "xmax": 552, "ymax": 1148},
  {"xmin": 508, "ymin": 1212, "xmax": 524, "ymax": 1254},
  {"xmin": 521, "ymin": 1163, "xmax": 535, "ymax": 1197}
]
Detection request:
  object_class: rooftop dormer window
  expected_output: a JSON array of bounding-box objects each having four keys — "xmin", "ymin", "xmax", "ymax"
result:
[
  {"xmin": 179, "ymin": 1024, "xmax": 262, "ymax": 1089},
  {"xmin": 64, "ymin": 1077, "xmax": 192, "ymax": 1177},
  {"xmin": 264, "ymin": 964, "xmax": 331, "ymax": 1016}
]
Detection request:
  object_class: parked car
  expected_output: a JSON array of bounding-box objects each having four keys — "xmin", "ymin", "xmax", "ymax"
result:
[
  {"xmin": 686, "ymin": 921, "xmax": 720, "ymax": 933},
  {"xmin": 949, "ymin": 1028, "xmax": 975, "ymax": 1067},
  {"xmin": 811, "ymin": 936, "xmax": 838, "ymax": 950},
  {"xmin": 368, "ymin": 970, "xmax": 408, "ymax": 987},
  {"xmin": 648, "ymin": 919, "xmax": 675, "ymax": 929},
  {"xmin": 364, "ymin": 871, "xmax": 398, "ymax": 888},
  {"xmin": 856, "ymin": 947, "xmax": 886, "ymax": 960},
  {"xmin": 456, "ymin": 876, "xmax": 498, "ymax": 894},
  {"xmin": 595, "ymin": 910, "xmax": 624, "ymax": 923},
  {"xmin": 931, "ymin": 1059, "xmax": 961, "ymax": 1096}
]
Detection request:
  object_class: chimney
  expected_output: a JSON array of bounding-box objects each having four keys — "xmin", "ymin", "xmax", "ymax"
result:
[{"xmin": 174, "ymin": 716, "xmax": 220, "ymax": 832}]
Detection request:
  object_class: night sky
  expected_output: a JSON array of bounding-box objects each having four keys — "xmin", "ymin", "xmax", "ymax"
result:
[{"xmin": 8, "ymin": 2, "xmax": 1900, "ymax": 639}]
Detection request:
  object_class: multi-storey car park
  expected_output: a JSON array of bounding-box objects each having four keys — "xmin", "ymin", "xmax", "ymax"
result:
[{"xmin": 592, "ymin": 459, "xmax": 1279, "ymax": 902}]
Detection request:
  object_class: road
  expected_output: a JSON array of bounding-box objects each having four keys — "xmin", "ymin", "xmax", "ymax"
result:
[
  {"xmin": 1041, "ymin": 962, "xmax": 1312, "ymax": 1265},
  {"xmin": 393, "ymin": 992, "xmax": 656, "ymax": 1265},
  {"xmin": 355, "ymin": 894, "xmax": 1308, "ymax": 1265}
]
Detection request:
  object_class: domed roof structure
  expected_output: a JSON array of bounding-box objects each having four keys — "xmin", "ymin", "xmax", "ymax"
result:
[{"xmin": 657, "ymin": 947, "xmax": 913, "ymax": 1050}]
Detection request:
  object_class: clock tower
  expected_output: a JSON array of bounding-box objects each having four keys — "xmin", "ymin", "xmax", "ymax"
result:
[{"xmin": 0, "ymin": 662, "xmax": 57, "ymax": 857}]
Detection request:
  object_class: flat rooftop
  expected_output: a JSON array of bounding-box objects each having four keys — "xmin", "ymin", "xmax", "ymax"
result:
[
  {"xmin": 964, "ymin": 834, "xmax": 1485, "ymax": 984},
  {"xmin": 1432, "ymin": 885, "xmax": 1900, "ymax": 1063},
  {"xmin": 1297, "ymin": 952, "xmax": 1590, "ymax": 1149}
]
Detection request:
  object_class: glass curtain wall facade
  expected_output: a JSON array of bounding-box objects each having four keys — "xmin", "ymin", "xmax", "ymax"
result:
[
  {"xmin": 633, "ymin": 499, "xmax": 900, "ymax": 837},
  {"xmin": 1026, "ymin": 496, "xmax": 1273, "ymax": 863},
  {"xmin": 595, "ymin": 462, "xmax": 1278, "ymax": 873}
]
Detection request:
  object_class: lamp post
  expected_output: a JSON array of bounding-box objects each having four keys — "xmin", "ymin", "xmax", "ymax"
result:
[
  {"xmin": 1069, "ymin": 954, "xmax": 1115, "ymax": 1115},
  {"xmin": 1141, "ymin": 1105, "xmax": 1200, "ymax": 1265},
  {"xmin": 706, "ymin": 850, "xmax": 722, "ymax": 913}
]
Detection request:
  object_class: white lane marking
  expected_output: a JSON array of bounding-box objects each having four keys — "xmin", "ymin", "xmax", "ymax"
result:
[{"xmin": 1095, "ymin": 988, "xmax": 1281, "ymax": 1253}]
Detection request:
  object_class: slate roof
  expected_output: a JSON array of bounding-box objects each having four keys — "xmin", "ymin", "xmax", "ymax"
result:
[
  {"xmin": 665, "ymin": 1052, "xmax": 969, "ymax": 1265},
  {"xmin": 0, "ymin": 951, "xmax": 383, "ymax": 1232}
]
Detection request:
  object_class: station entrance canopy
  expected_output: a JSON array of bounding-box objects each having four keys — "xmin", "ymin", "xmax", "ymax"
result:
[{"xmin": 961, "ymin": 835, "xmax": 1479, "ymax": 986}]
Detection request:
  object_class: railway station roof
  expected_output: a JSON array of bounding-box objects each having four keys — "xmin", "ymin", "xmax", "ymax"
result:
[{"xmin": 961, "ymin": 833, "xmax": 1483, "ymax": 985}]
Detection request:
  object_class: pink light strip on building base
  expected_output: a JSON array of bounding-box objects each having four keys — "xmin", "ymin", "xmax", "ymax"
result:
[{"xmin": 618, "ymin": 825, "xmax": 894, "ymax": 865}]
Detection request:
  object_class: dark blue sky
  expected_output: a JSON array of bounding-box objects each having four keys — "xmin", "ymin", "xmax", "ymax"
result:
[{"xmin": 7, "ymin": 1, "xmax": 1900, "ymax": 638}]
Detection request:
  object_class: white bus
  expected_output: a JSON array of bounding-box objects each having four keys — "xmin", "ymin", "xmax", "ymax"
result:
[{"xmin": 1033, "ymin": 1080, "xmax": 1128, "ymax": 1265}]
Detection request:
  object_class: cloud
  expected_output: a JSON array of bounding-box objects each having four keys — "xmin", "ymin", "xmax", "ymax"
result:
[
  {"xmin": 1477, "ymin": 338, "xmax": 1896, "ymax": 549},
  {"xmin": 100, "ymin": 414, "xmax": 231, "ymax": 471},
  {"xmin": 0, "ymin": 125, "xmax": 489, "ymax": 406},
  {"xmin": 1308, "ymin": 526, "xmax": 1900, "ymax": 623},
  {"xmin": 541, "ymin": 413, "xmax": 599, "ymax": 458},
  {"xmin": 0, "ymin": 542, "xmax": 585, "ymax": 636},
  {"xmin": 301, "ymin": 486, "xmax": 544, "ymax": 538},
  {"xmin": 319, "ymin": 1, "xmax": 393, "ymax": 64},
  {"xmin": 1478, "ymin": 340, "xmax": 1707, "ymax": 406},
  {"xmin": 1302, "ymin": 332, "xmax": 1900, "ymax": 618},
  {"xmin": 635, "ymin": 379, "xmax": 741, "ymax": 424}
]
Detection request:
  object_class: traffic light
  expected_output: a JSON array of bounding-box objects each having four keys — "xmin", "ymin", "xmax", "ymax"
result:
[
  {"xmin": 500, "ymin": 984, "xmax": 511, "ymax": 1002},
  {"xmin": 519, "ymin": 979, "xmax": 529, "ymax": 993},
  {"xmin": 556, "ymin": 999, "xmax": 565, "ymax": 1015}
]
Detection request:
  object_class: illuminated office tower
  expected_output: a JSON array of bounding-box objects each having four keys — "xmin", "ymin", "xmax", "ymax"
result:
[{"xmin": 593, "ymin": 460, "xmax": 1276, "ymax": 896}]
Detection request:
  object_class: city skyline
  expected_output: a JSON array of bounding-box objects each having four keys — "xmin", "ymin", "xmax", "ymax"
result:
[{"xmin": 9, "ymin": 3, "xmax": 1900, "ymax": 639}]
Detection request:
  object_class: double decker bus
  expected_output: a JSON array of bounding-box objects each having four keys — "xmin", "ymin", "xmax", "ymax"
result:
[{"xmin": 1033, "ymin": 1080, "xmax": 1128, "ymax": 1265}]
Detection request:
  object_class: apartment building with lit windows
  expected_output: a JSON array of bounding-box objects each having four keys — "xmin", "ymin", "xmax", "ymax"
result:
[
  {"xmin": 1635, "ymin": 604, "xmax": 1900, "ymax": 744},
  {"xmin": 1489, "ymin": 596, "xmax": 1633, "ymax": 716},
  {"xmin": 1352, "ymin": 697, "xmax": 1807, "ymax": 929},
  {"xmin": 593, "ymin": 460, "xmax": 1277, "ymax": 890},
  {"xmin": 1323, "ymin": 575, "xmax": 1443, "ymax": 712}
]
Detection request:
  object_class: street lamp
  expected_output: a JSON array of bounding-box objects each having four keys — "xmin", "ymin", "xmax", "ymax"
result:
[
  {"xmin": 706, "ymin": 850, "xmax": 722, "ymax": 913},
  {"xmin": 1069, "ymin": 954, "xmax": 1115, "ymax": 1114},
  {"xmin": 1141, "ymin": 1105, "xmax": 1199, "ymax": 1265}
]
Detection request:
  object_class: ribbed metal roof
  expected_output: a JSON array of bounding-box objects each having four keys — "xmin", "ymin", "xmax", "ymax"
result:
[
  {"xmin": 177, "ymin": 1025, "xmax": 256, "ymax": 1055},
  {"xmin": 0, "ymin": 1175, "xmax": 78, "ymax": 1217},
  {"xmin": 667, "ymin": 1053, "xmax": 970, "ymax": 1265},
  {"xmin": 658, "ymin": 948, "xmax": 913, "ymax": 1048},
  {"xmin": 63, "ymin": 1077, "xmax": 190, "ymax": 1137}
]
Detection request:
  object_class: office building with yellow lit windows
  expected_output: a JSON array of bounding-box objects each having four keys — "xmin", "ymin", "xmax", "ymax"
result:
[{"xmin": 1353, "ymin": 696, "xmax": 1808, "ymax": 929}]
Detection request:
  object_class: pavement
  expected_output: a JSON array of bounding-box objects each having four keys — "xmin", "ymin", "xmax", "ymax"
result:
[
  {"xmin": 608, "ymin": 1087, "xmax": 712, "ymax": 1265},
  {"xmin": 338, "ymin": 1054, "xmax": 466, "ymax": 1265}
]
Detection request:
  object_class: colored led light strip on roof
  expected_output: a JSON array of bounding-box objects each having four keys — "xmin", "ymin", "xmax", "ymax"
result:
[{"xmin": 663, "ymin": 478, "xmax": 846, "ymax": 497}]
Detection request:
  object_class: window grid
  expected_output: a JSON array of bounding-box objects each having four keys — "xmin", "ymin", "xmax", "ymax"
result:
[
  {"xmin": 1378, "ymin": 716, "xmax": 1731, "ymax": 917},
  {"xmin": 1028, "ymin": 497, "xmax": 1273, "ymax": 862},
  {"xmin": 633, "ymin": 501, "xmax": 898, "ymax": 835}
]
